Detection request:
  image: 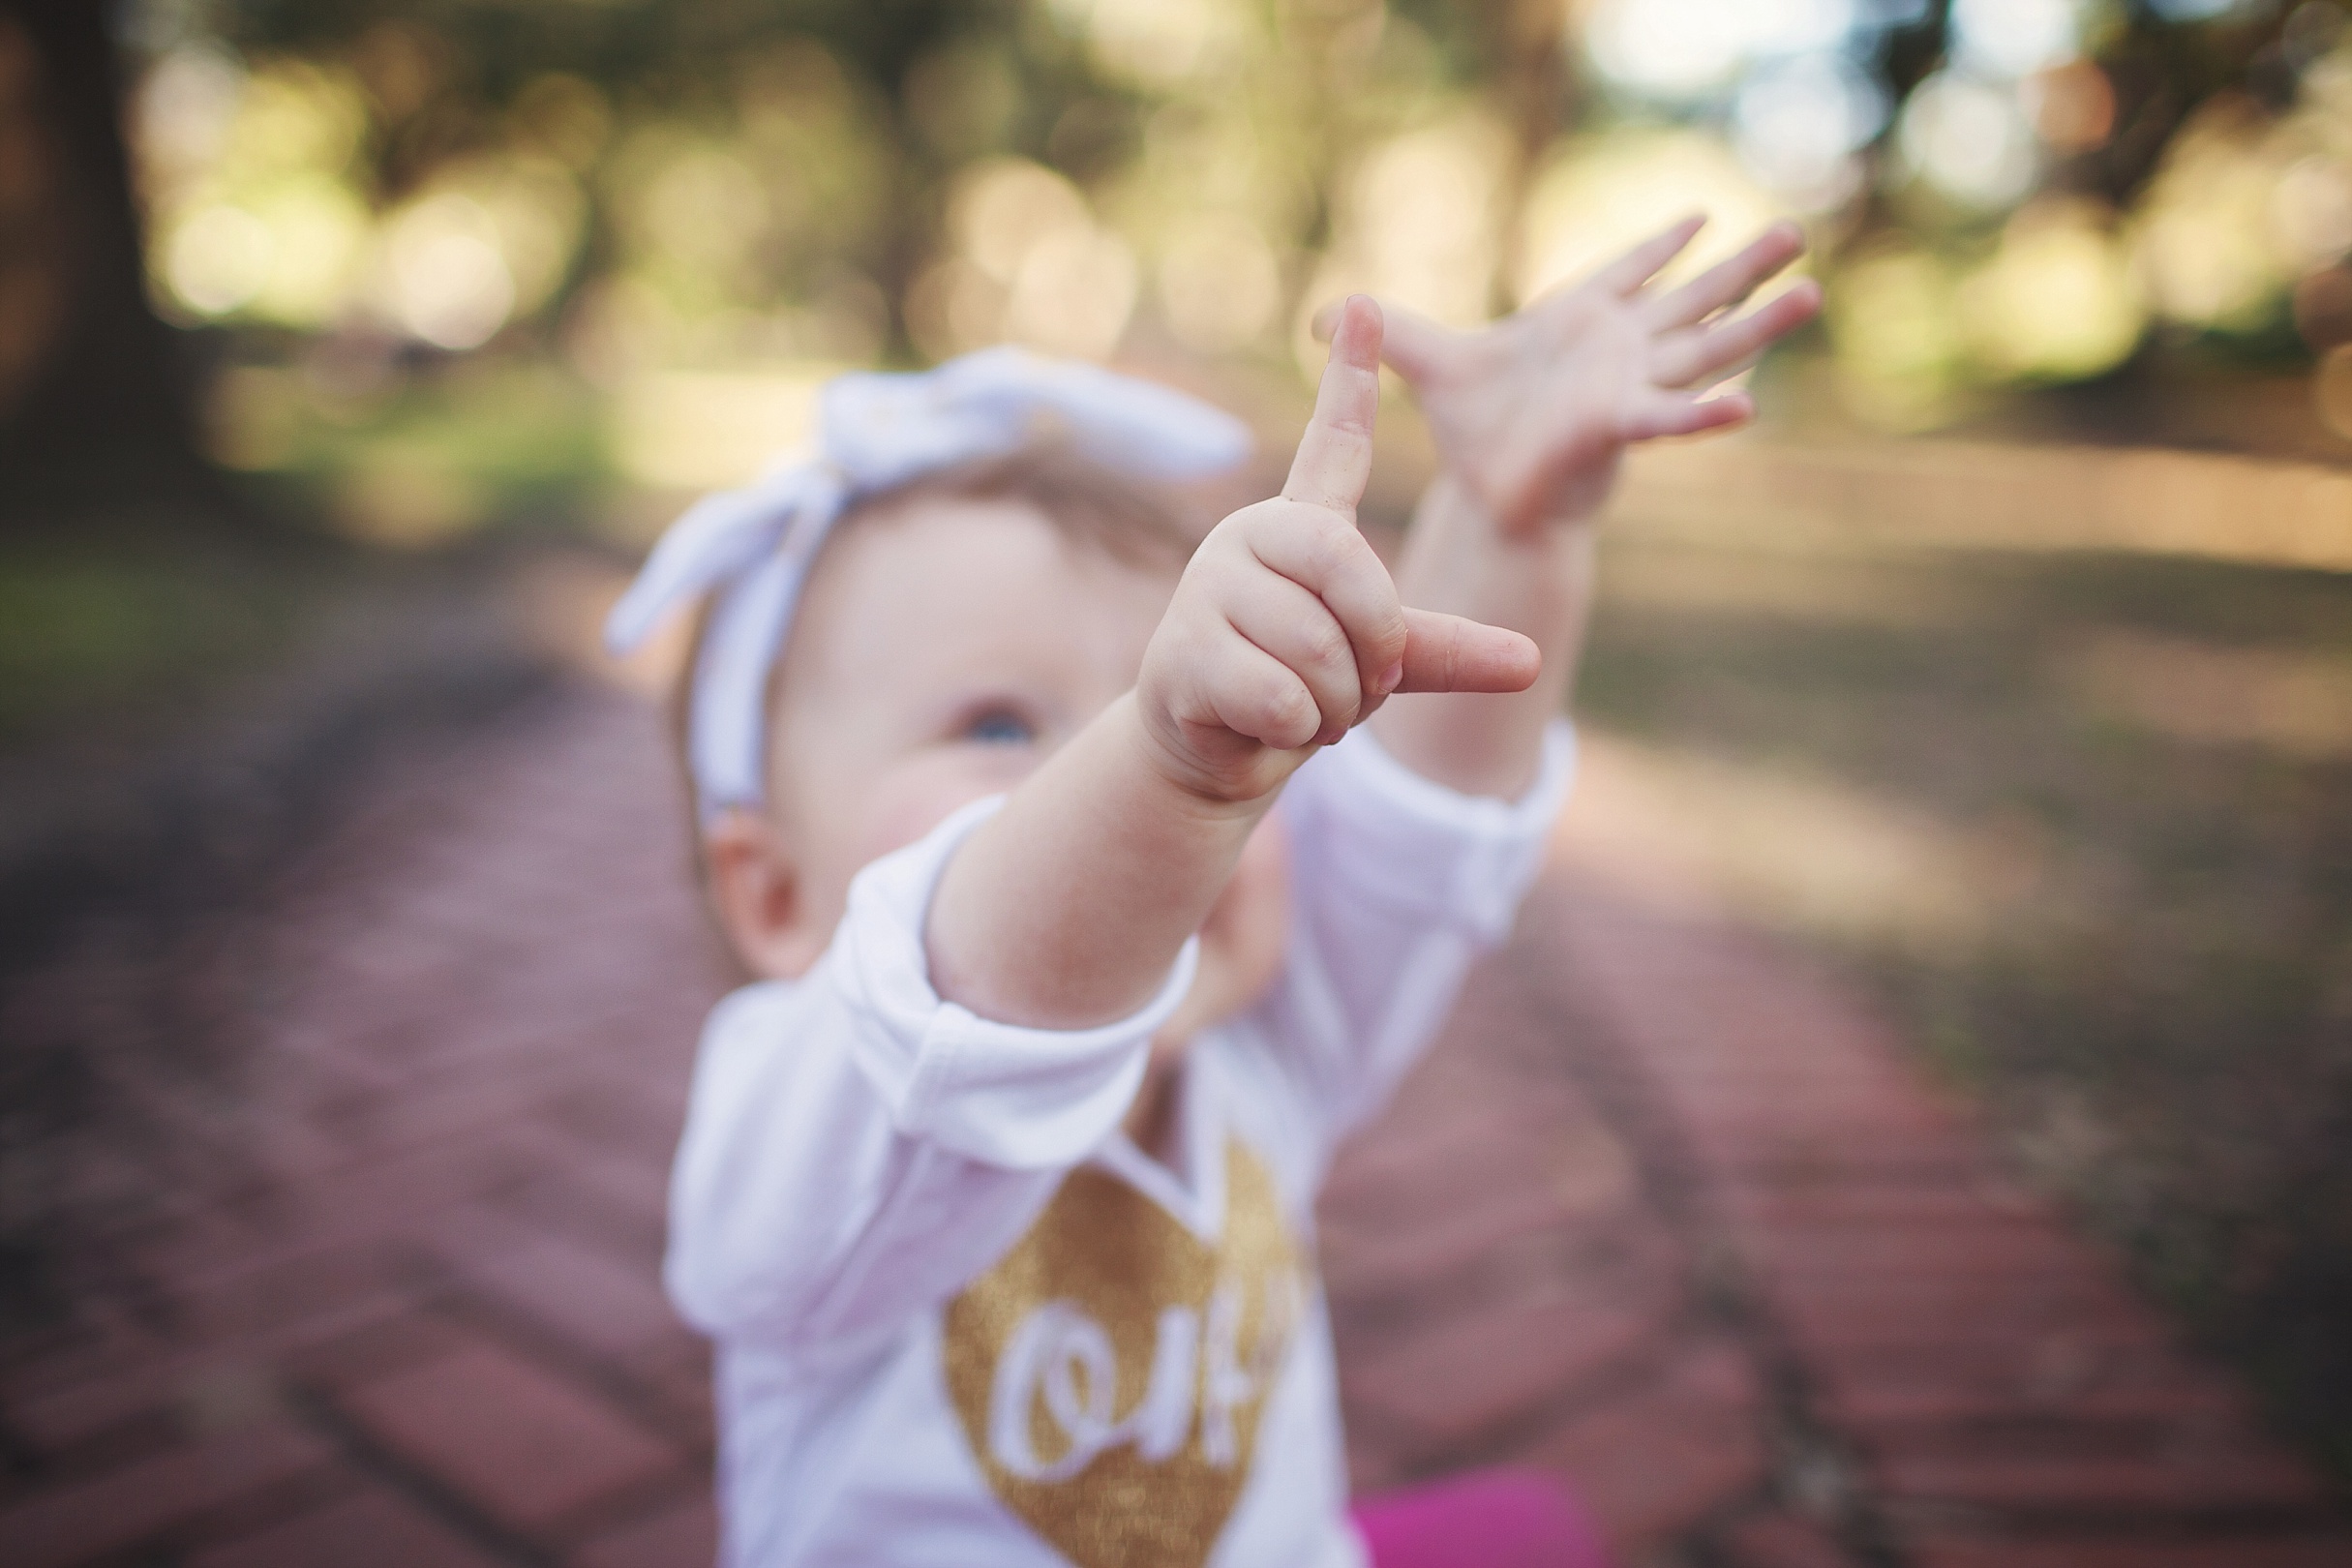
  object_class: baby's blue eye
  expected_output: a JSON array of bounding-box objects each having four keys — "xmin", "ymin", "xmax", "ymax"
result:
[{"xmin": 963, "ymin": 709, "xmax": 1037, "ymax": 745}]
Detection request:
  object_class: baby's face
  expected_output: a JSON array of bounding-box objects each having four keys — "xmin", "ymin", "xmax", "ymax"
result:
[{"xmin": 735, "ymin": 492, "xmax": 1287, "ymax": 1048}]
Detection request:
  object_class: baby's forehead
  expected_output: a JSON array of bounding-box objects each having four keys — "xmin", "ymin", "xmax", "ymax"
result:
[
  {"xmin": 788, "ymin": 491, "xmax": 1180, "ymax": 668},
  {"xmin": 827, "ymin": 487, "xmax": 1189, "ymax": 594}
]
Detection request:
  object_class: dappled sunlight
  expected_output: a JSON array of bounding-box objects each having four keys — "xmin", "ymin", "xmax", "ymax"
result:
[
  {"xmin": 1157, "ymin": 212, "xmax": 1284, "ymax": 353},
  {"xmin": 1553, "ymin": 731, "xmax": 2024, "ymax": 957},
  {"xmin": 1612, "ymin": 429, "xmax": 2352, "ymax": 571},
  {"xmin": 1597, "ymin": 542, "xmax": 1981, "ymax": 628},
  {"xmin": 611, "ymin": 368, "xmax": 829, "ymax": 495},
  {"xmin": 83, "ymin": 0, "xmax": 2352, "ymax": 546},
  {"xmin": 138, "ymin": 53, "xmax": 374, "ymax": 328},
  {"xmin": 1056, "ymin": 0, "xmax": 1255, "ymax": 91},
  {"xmin": 1310, "ymin": 112, "xmax": 1516, "ymax": 332},
  {"xmin": 2135, "ymin": 99, "xmax": 2321, "ymax": 332},
  {"xmin": 382, "ymin": 194, "xmax": 517, "ymax": 352},
  {"xmin": 2062, "ymin": 626, "xmax": 2352, "ymax": 757},
  {"xmin": 1514, "ymin": 132, "xmax": 1789, "ymax": 306},
  {"xmin": 1824, "ymin": 242, "xmax": 1969, "ymax": 429},
  {"xmin": 2322, "ymin": 342, "xmax": 2352, "ymax": 437},
  {"xmin": 1897, "ymin": 70, "xmax": 2041, "ymax": 210},
  {"xmin": 909, "ymin": 157, "xmax": 1139, "ymax": 360},
  {"xmin": 1958, "ymin": 198, "xmax": 2144, "ymax": 379}
]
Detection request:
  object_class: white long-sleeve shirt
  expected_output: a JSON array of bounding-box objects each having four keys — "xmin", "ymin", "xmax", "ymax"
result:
[{"xmin": 667, "ymin": 723, "xmax": 1575, "ymax": 1568}]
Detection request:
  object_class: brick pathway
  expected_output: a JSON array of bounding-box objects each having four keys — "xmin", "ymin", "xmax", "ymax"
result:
[{"xmin": 3, "ymin": 687, "xmax": 2345, "ymax": 1566}]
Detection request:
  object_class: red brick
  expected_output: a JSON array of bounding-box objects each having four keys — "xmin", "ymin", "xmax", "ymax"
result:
[
  {"xmin": 1530, "ymin": 1342, "xmax": 1769, "ymax": 1555},
  {"xmin": 0, "ymin": 1421, "xmax": 336, "ymax": 1568},
  {"xmin": 277, "ymin": 1308, "xmax": 476, "ymax": 1393},
  {"xmin": 632, "ymin": 1342, "xmax": 716, "ymax": 1441},
  {"xmin": 1344, "ymin": 1432, "xmax": 1414, "ymax": 1497},
  {"xmin": 185, "ymin": 1488, "xmax": 509, "ymax": 1568},
  {"xmin": 545, "ymin": 1078, "xmax": 695, "ymax": 1166},
  {"xmin": 3, "ymin": 1301, "xmax": 175, "ymax": 1383},
  {"xmin": 1356, "ymin": 1104, "xmax": 1633, "ymax": 1225},
  {"xmin": 1721, "ymin": 1511, "xmax": 1856, "ymax": 1568},
  {"xmin": 14, "ymin": 686, "xmax": 2350, "ymax": 1568},
  {"xmin": 2, "ymin": 1294, "xmax": 447, "ymax": 1456},
  {"xmin": 5, "ymin": 1360, "xmax": 180, "ymax": 1454},
  {"xmin": 436, "ymin": 1211, "xmax": 680, "ymax": 1359},
  {"xmin": 1876, "ymin": 1446, "xmax": 2335, "ymax": 1523},
  {"xmin": 1322, "ymin": 1102, "xmax": 1591, "ymax": 1227},
  {"xmin": 1815, "ymin": 1353, "xmax": 2252, "ymax": 1437},
  {"xmin": 165, "ymin": 1238, "xmax": 415, "ymax": 1351},
  {"xmin": 497, "ymin": 1144, "xmax": 672, "ymax": 1243},
  {"xmin": 571, "ymin": 1491, "xmax": 719, "ymax": 1568},
  {"xmin": 1320, "ymin": 1181, "xmax": 1616, "ymax": 1307},
  {"xmin": 1722, "ymin": 1181, "xmax": 2042, "ymax": 1229},
  {"xmin": 1905, "ymin": 1534, "xmax": 2352, "ymax": 1568},
  {"xmin": 1341, "ymin": 1288, "xmax": 1667, "ymax": 1452},
  {"xmin": 1735, "ymin": 1216, "xmax": 2103, "ymax": 1282},
  {"xmin": 264, "ymin": 1131, "xmax": 563, "ymax": 1252},
  {"xmin": 337, "ymin": 1342, "xmax": 678, "ymax": 1529},
  {"xmin": 300, "ymin": 1060, "xmax": 583, "ymax": 1167},
  {"xmin": 1773, "ymin": 1284, "xmax": 2173, "ymax": 1365}
]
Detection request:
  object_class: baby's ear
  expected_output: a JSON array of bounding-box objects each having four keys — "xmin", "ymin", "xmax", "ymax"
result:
[{"xmin": 703, "ymin": 809, "xmax": 827, "ymax": 980}]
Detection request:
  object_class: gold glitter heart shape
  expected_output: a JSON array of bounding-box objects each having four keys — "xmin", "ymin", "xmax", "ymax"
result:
[{"xmin": 944, "ymin": 1141, "xmax": 1303, "ymax": 1568}]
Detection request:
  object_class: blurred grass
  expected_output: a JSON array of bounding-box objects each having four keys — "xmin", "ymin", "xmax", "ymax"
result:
[
  {"xmin": 0, "ymin": 542, "xmax": 314, "ymax": 745},
  {"xmin": 211, "ymin": 361, "xmax": 614, "ymax": 545},
  {"xmin": 1581, "ymin": 534, "xmax": 2352, "ymax": 1483}
]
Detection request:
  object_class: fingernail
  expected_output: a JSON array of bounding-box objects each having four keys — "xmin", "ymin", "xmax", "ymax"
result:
[{"xmin": 1379, "ymin": 660, "xmax": 1403, "ymax": 694}]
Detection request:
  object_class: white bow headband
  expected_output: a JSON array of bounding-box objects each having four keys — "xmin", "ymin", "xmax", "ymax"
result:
[{"xmin": 603, "ymin": 347, "xmax": 1253, "ymax": 822}]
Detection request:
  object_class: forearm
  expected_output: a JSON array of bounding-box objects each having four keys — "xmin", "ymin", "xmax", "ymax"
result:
[
  {"xmin": 925, "ymin": 692, "xmax": 1267, "ymax": 1031},
  {"xmin": 1370, "ymin": 474, "xmax": 1595, "ymax": 798}
]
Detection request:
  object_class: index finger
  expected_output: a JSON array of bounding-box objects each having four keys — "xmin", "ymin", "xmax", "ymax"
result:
[
  {"xmin": 1283, "ymin": 294, "xmax": 1383, "ymax": 514},
  {"xmin": 1311, "ymin": 294, "xmax": 1450, "ymax": 385}
]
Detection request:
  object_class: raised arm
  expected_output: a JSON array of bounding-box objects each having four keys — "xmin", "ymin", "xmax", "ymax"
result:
[
  {"xmin": 923, "ymin": 298, "xmax": 1537, "ymax": 1031},
  {"xmin": 1360, "ymin": 218, "xmax": 1822, "ymax": 799}
]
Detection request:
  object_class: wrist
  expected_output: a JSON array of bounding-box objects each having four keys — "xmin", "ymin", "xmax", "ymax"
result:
[
  {"xmin": 1405, "ymin": 478, "xmax": 1596, "ymax": 635},
  {"xmin": 1117, "ymin": 690, "xmax": 1287, "ymax": 820},
  {"xmin": 1427, "ymin": 468, "xmax": 1604, "ymax": 537}
]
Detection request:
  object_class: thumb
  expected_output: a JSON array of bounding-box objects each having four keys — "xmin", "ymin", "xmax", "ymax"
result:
[
  {"xmin": 1282, "ymin": 295, "xmax": 1382, "ymax": 515},
  {"xmin": 1393, "ymin": 608, "xmax": 1541, "ymax": 695}
]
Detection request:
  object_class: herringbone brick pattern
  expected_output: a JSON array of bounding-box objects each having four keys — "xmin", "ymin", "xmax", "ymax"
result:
[{"xmin": 2, "ymin": 688, "xmax": 2342, "ymax": 1566}]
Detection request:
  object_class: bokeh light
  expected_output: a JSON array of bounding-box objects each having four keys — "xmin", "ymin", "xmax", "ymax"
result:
[
  {"xmin": 1947, "ymin": 0, "xmax": 2090, "ymax": 79},
  {"xmin": 1731, "ymin": 52, "xmax": 1887, "ymax": 210},
  {"xmin": 90, "ymin": 0, "xmax": 2352, "ymax": 508},
  {"xmin": 1959, "ymin": 199, "xmax": 2144, "ymax": 379},
  {"xmin": 383, "ymin": 195, "xmax": 516, "ymax": 351},
  {"xmin": 1515, "ymin": 132, "xmax": 1787, "ymax": 308},
  {"xmin": 1899, "ymin": 72, "xmax": 2040, "ymax": 209}
]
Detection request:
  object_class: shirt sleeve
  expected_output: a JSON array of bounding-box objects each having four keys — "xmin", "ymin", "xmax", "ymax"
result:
[
  {"xmin": 663, "ymin": 796, "xmax": 1198, "ymax": 1362},
  {"xmin": 1251, "ymin": 720, "xmax": 1575, "ymax": 1153}
]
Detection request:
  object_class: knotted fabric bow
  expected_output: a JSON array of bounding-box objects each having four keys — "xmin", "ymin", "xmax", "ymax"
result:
[{"xmin": 604, "ymin": 347, "xmax": 1253, "ymax": 822}]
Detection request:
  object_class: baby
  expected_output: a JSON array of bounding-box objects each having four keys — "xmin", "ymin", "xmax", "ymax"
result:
[{"xmin": 607, "ymin": 219, "xmax": 1818, "ymax": 1568}]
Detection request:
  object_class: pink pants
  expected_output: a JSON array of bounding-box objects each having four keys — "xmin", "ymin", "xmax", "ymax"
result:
[{"xmin": 1351, "ymin": 1470, "xmax": 1609, "ymax": 1568}]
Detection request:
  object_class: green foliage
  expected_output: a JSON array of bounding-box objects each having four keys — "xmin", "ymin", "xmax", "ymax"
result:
[{"xmin": 0, "ymin": 545, "xmax": 308, "ymax": 739}]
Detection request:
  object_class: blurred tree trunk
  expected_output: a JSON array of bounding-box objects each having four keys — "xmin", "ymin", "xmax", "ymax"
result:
[{"xmin": 0, "ymin": 0, "xmax": 209, "ymax": 521}]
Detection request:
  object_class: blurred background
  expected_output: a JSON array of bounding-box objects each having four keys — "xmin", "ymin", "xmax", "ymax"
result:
[{"xmin": 2, "ymin": 0, "xmax": 2349, "ymax": 1562}]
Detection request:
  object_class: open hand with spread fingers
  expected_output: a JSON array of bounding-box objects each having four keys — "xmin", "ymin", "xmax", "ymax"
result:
[
  {"xmin": 1323, "ymin": 217, "xmax": 1822, "ymax": 533},
  {"xmin": 1135, "ymin": 295, "xmax": 1540, "ymax": 806}
]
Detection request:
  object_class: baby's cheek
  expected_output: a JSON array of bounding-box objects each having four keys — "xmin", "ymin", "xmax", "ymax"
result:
[{"xmin": 855, "ymin": 753, "xmax": 1037, "ymax": 871}]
